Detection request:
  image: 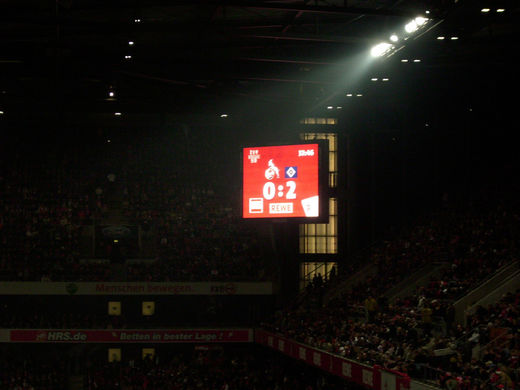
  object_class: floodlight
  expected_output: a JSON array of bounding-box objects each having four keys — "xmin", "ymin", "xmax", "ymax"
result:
[
  {"xmin": 390, "ymin": 34, "xmax": 399, "ymax": 42},
  {"xmin": 415, "ymin": 17, "xmax": 428, "ymax": 26},
  {"xmin": 405, "ymin": 20, "xmax": 418, "ymax": 33},
  {"xmin": 370, "ymin": 42, "xmax": 393, "ymax": 58}
]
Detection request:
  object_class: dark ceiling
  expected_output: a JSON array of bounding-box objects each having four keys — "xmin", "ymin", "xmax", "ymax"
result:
[{"xmin": 0, "ymin": 0, "xmax": 518, "ymax": 128}]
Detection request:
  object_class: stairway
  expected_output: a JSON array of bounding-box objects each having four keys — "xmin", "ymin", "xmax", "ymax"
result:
[
  {"xmin": 453, "ymin": 260, "xmax": 520, "ymax": 326},
  {"xmin": 384, "ymin": 262, "xmax": 451, "ymax": 303}
]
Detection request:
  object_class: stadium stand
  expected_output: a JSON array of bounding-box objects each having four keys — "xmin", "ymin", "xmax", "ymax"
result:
[{"xmin": 262, "ymin": 200, "xmax": 520, "ymax": 389}]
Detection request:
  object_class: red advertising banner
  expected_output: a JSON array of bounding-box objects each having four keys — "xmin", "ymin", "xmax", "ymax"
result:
[
  {"xmin": 256, "ymin": 330, "xmax": 410, "ymax": 390},
  {"xmin": 8, "ymin": 329, "xmax": 253, "ymax": 343}
]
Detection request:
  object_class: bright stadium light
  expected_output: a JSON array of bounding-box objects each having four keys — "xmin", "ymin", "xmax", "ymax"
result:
[
  {"xmin": 405, "ymin": 20, "xmax": 418, "ymax": 33},
  {"xmin": 415, "ymin": 16, "xmax": 428, "ymax": 26},
  {"xmin": 390, "ymin": 34, "xmax": 399, "ymax": 42},
  {"xmin": 370, "ymin": 42, "xmax": 393, "ymax": 58}
]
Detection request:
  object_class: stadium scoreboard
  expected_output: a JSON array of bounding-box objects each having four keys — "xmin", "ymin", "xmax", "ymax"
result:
[{"xmin": 242, "ymin": 143, "xmax": 326, "ymax": 220}]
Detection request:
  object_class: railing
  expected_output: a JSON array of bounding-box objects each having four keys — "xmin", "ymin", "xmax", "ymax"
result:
[{"xmin": 477, "ymin": 327, "xmax": 512, "ymax": 359}]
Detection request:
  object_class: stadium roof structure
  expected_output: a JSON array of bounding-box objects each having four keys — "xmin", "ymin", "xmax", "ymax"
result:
[{"xmin": 0, "ymin": 0, "xmax": 518, "ymax": 127}]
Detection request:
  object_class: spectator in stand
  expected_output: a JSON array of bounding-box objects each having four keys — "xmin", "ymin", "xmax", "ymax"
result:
[
  {"xmin": 264, "ymin": 200, "xmax": 519, "ymax": 389},
  {"xmin": 364, "ymin": 294, "xmax": 378, "ymax": 323}
]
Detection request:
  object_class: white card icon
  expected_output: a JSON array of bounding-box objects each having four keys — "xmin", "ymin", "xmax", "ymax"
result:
[{"xmin": 301, "ymin": 195, "xmax": 319, "ymax": 217}]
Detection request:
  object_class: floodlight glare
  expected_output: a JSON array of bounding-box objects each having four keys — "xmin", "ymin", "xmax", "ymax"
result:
[
  {"xmin": 415, "ymin": 16, "xmax": 428, "ymax": 26},
  {"xmin": 370, "ymin": 42, "xmax": 393, "ymax": 58},
  {"xmin": 481, "ymin": 8, "xmax": 491, "ymax": 13},
  {"xmin": 390, "ymin": 34, "xmax": 399, "ymax": 42},
  {"xmin": 405, "ymin": 20, "xmax": 418, "ymax": 33}
]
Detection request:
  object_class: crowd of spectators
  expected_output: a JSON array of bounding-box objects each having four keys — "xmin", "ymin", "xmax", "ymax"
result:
[
  {"xmin": 0, "ymin": 349, "xmax": 67, "ymax": 390},
  {"xmin": 0, "ymin": 134, "xmax": 275, "ymax": 282},
  {"xmin": 0, "ymin": 309, "xmax": 123, "ymax": 330},
  {"xmin": 87, "ymin": 346, "xmax": 352, "ymax": 390},
  {"xmin": 264, "ymin": 202, "xmax": 519, "ymax": 389}
]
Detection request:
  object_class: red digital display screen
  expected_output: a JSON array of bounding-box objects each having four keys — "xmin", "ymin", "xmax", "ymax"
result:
[{"xmin": 243, "ymin": 144, "xmax": 320, "ymax": 219}]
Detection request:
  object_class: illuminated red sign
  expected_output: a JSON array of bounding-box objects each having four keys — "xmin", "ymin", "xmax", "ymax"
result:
[{"xmin": 243, "ymin": 144, "xmax": 320, "ymax": 219}]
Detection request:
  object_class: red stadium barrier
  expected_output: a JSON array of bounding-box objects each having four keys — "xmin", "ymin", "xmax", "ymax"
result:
[{"xmin": 255, "ymin": 330, "xmax": 410, "ymax": 390}]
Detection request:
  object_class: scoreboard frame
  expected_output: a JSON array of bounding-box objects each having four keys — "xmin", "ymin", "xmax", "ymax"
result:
[{"xmin": 241, "ymin": 140, "xmax": 329, "ymax": 223}]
